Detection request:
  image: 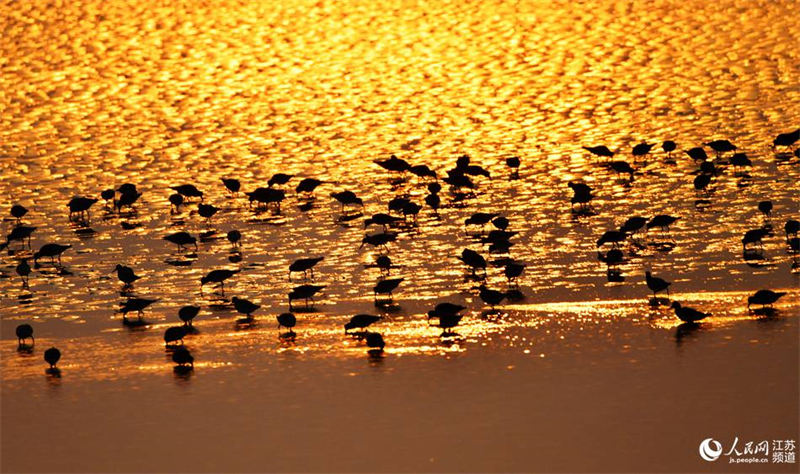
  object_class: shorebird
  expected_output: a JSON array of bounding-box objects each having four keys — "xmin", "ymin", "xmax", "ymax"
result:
[
  {"xmin": 598, "ymin": 248, "xmax": 624, "ymax": 268},
  {"xmin": 645, "ymin": 271, "xmax": 671, "ymax": 298},
  {"xmin": 730, "ymin": 152, "xmax": 752, "ymax": 171},
  {"xmin": 16, "ymin": 259, "xmax": 31, "ymax": 286},
  {"xmin": 178, "ymin": 306, "xmax": 200, "ymax": 326},
  {"xmin": 662, "ymin": 140, "xmax": 676, "ymax": 159},
  {"xmin": 568, "ymin": 182, "xmax": 593, "ymax": 212},
  {"xmin": 113, "ymin": 264, "xmax": 141, "ymax": 286},
  {"xmin": 619, "ymin": 217, "xmax": 648, "ymax": 237},
  {"xmin": 785, "ymin": 220, "xmax": 800, "ymax": 241},
  {"xmin": 742, "ymin": 228, "xmax": 768, "ymax": 251},
  {"xmin": 757, "ymin": 201, "xmax": 772, "ymax": 219},
  {"xmin": 33, "ymin": 243, "xmax": 71, "ymax": 266},
  {"xmin": 10, "ymin": 204, "xmax": 28, "ymax": 222},
  {"xmin": 365, "ymin": 332, "xmax": 385, "ymax": 353},
  {"xmin": 277, "ymin": 312, "xmax": 296, "ymax": 334},
  {"xmin": 288, "ymin": 284, "xmax": 325, "ymax": 310},
  {"xmin": 583, "ymin": 145, "xmax": 614, "ymax": 159},
  {"xmin": 364, "ymin": 213, "xmax": 401, "ymax": 231},
  {"xmin": 465, "ymin": 212, "xmax": 499, "ymax": 229},
  {"xmin": 597, "ymin": 230, "xmax": 626, "ymax": 248},
  {"xmin": 197, "ymin": 203, "xmax": 219, "ymax": 222},
  {"xmin": 172, "ymin": 346, "xmax": 194, "ymax": 368},
  {"xmin": 44, "ymin": 347, "xmax": 61, "ymax": 369},
  {"xmin": 693, "ymin": 173, "xmax": 712, "ymax": 193},
  {"xmin": 373, "ymin": 278, "xmax": 403, "ymax": 303},
  {"xmin": 67, "ymin": 196, "xmax": 98, "ymax": 223},
  {"xmin": 221, "ymin": 178, "xmax": 241, "ymax": 195},
  {"xmin": 331, "ymin": 191, "xmax": 364, "ymax": 213},
  {"xmin": 201, "ymin": 269, "xmax": 239, "ymax": 294},
  {"xmin": 685, "ymin": 147, "xmax": 708, "ymax": 162},
  {"xmin": 478, "ymin": 284, "xmax": 505, "ymax": 309},
  {"xmin": 609, "ymin": 161, "xmax": 634, "ymax": 181},
  {"xmin": 4, "ymin": 226, "xmax": 36, "ymax": 249},
  {"xmin": 647, "ymin": 215, "xmax": 679, "ymax": 237},
  {"xmin": 376, "ymin": 255, "xmax": 392, "ymax": 275},
  {"xmin": 671, "ymin": 302, "xmax": 710, "ymax": 323},
  {"xmin": 409, "ymin": 164, "xmax": 437, "ymax": 180},
  {"xmin": 101, "ymin": 189, "xmax": 115, "ymax": 207},
  {"xmin": 246, "ymin": 187, "xmax": 285, "ymax": 211},
  {"xmin": 171, "ymin": 184, "xmax": 204, "ymax": 201},
  {"xmin": 747, "ymin": 289, "xmax": 786, "ymax": 310},
  {"xmin": 345, "ymin": 314, "xmax": 381, "ymax": 333},
  {"xmin": 457, "ymin": 248, "xmax": 487, "ymax": 277},
  {"xmin": 268, "ymin": 173, "xmax": 293, "ymax": 188},
  {"xmin": 120, "ymin": 297, "xmax": 158, "ymax": 318},
  {"xmin": 772, "ymin": 129, "xmax": 799, "ymax": 150},
  {"xmin": 704, "ymin": 140, "xmax": 736, "ymax": 158},
  {"xmin": 503, "ymin": 260, "xmax": 525, "ymax": 284},
  {"xmin": 163, "ymin": 232, "xmax": 198, "ymax": 251},
  {"xmin": 295, "ymin": 178, "xmax": 322, "ymax": 196},
  {"xmin": 462, "ymin": 164, "xmax": 491, "ymax": 179},
  {"xmin": 164, "ymin": 326, "xmax": 187, "ymax": 347},
  {"xmin": 632, "ymin": 142, "xmax": 654, "ymax": 160},
  {"xmin": 168, "ymin": 193, "xmax": 184, "ymax": 213},
  {"xmin": 227, "ymin": 230, "xmax": 241, "ymax": 248},
  {"xmin": 375, "ymin": 155, "xmax": 410, "ymax": 174},
  {"xmin": 16, "ymin": 324, "xmax": 33, "ymax": 348},
  {"xmin": 430, "ymin": 312, "xmax": 464, "ymax": 336},
  {"xmin": 360, "ymin": 232, "xmax": 397, "ymax": 252},
  {"xmin": 114, "ymin": 186, "xmax": 142, "ymax": 213},
  {"xmin": 289, "ymin": 256, "xmax": 324, "ymax": 281},
  {"xmin": 506, "ymin": 156, "xmax": 520, "ymax": 177},
  {"xmin": 232, "ymin": 297, "xmax": 260, "ymax": 318}
]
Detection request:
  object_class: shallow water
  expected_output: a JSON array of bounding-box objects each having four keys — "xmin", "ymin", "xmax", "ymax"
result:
[{"xmin": 1, "ymin": 0, "xmax": 799, "ymax": 472}]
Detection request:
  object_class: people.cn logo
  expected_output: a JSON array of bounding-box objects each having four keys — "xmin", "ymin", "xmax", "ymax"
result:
[{"xmin": 699, "ymin": 438, "xmax": 723, "ymax": 461}]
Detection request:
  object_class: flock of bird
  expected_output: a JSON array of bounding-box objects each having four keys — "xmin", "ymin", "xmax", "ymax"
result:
[{"xmin": 5, "ymin": 127, "xmax": 799, "ymax": 375}]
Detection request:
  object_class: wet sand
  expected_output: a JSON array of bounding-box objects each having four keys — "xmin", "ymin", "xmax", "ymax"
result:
[{"xmin": 1, "ymin": 0, "xmax": 799, "ymax": 472}]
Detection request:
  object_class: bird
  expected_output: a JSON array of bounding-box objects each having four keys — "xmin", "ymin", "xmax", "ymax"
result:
[
  {"xmin": 168, "ymin": 193, "xmax": 184, "ymax": 213},
  {"xmin": 428, "ymin": 302, "xmax": 466, "ymax": 320},
  {"xmin": 609, "ymin": 161, "xmax": 634, "ymax": 181},
  {"xmin": 772, "ymin": 129, "xmax": 799, "ymax": 149},
  {"xmin": 409, "ymin": 164, "xmax": 437, "ymax": 180},
  {"xmin": 465, "ymin": 212, "xmax": 499, "ymax": 229},
  {"xmin": 374, "ymin": 155, "xmax": 410, "ymax": 173},
  {"xmin": 730, "ymin": 153, "xmax": 752, "ymax": 171},
  {"xmin": 178, "ymin": 306, "xmax": 200, "ymax": 326},
  {"xmin": 295, "ymin": 178, "xmax": 323, "ymax": 195},
  {"xmin": 268, "ymin": 173, "xmax": 293, "ymax": 187},
  {"xmin": 331, "ymin": 191, "xmax": 364, "ymax": 212},
  {"xmin": 113, "ymin": 264, "xmax": 141, "ymax": 286},
  {"xmin": 164, "ymin": 326, "xmax": 187, "ymax": 347},
  {"xmin": 704, "ymin": 140, "xmax": 736, "ymax": 157},
  {"xmin": 171, "ymin": 184, "xmax": 204, "ymax": 201},
  {"xmin": 4, "ymin": 226, "xmax": 35, "ymax": 249},
  {"xmin": 364, "ymin": 213, "xmax": 402, "ymax": 230},
  {"xmin": 568, "ymin": 182, "xmax": 593, "ymax": 212},
  {"xmin": 583, "ymin": 145, "xmax": 614, "ymax": 159},
  {"xmin": 506, "ymin": 156, "xmax": 520, "ymax": 176},
  {"xmin": 289, "ymin": 256, "xmax": 324, "ymax": 281},
  {"xmin": 671, "ymin": 302, "xmax": 710, "ymax": 323},
  {"xmin": 425, "ymin": 193, "xmax": 441, "ymax": 214},
  {"xmin": 747, "ymin": 289, "xmax": 786, "ymax": 310},
  {"xmin": 67, "ymin": 196, "xmax": 98, "ymax": 222},
  {"xmin": 373, "ymin": 278, "xmax": 403, "ymax": 302},
  {"xmin": 375, "ymin": 255, "xmax": 393, "ymax": 274},
  {"xmin": 632, "ymin": 142, "xmax": 654, "ymax": 160},
  {"xmin": 647, "ymin": 215, "xmax": 679, "ymax": 235},
  {"xmin": 246, "ymin": 187, "xmax": 285, "ymax": 211},
  {"xmin": 619, "ymin": 217, "xmax": 648, "ymax": 237},
  {"xmin": 365, "ymin": 332, "xmax": 385, "ymax": 353},
  {"xmin": 163, "ymin": 231, "xmax": 198, "ymax": 251},
  {"xmin": 277, "ymin": 312, "xmax": 297, "ymax": 334},
  {"xmin": 685, "ymin": 147, "xmax": 708, "ymax": 162},
  {"xmin": 16, "ymin": 324, "xmax": 34, "ymax": 348},
  {"xmin": 44, "ymin": 347, "xmax": 61, "ymax": 369},
  {"xmin": 120, "ymin": 297, "xmax": 158, "ymax": 318},
  {"xmin": 492, "ymin": 216, "xmax": 510, "ymax": 231},
  {"xmin": 693, "ymin": 173, "xmax": 712, "ymax": 192},
  {"xmin": 478, "ymin": 285, "xmax": 505, "ymax": 309},
  {"xmin": 16, "ymin": 259, "xmax": 31, "ymax": 286},
  {"xmin": 785, "ymin": 220, "xmax": 800, "ymax": 241},
  {"xmin": 360, "ymin": 232, "xmax": 397, "ymax": 252},
  {"xmin": 597, "ymin": 248, "xmax": 624, "ymax": 267},
  {"xmin": 10, "ymin": 204, "xmax": 28, "ymax": 222},
  {"xmin": 597, "ymin": 230, "xmax": 626, "ymax": 248},
  {"xmin": 200, "ymin": 269, "xmax": 240, "ymax": 293},
  {"xmin": 741, "ymin": 228, "xmax": 768, "ymax": 251},
  {"xmin": 431, "ymin": 312, "xmax": 463, "ymax": 336},
  {"xmin": 645, "ymin": 271, "xmax": 671, "ymax": 299},
  {"xmin": 100, "ymin": 189, "xmax": 115, "ymax": 206},
  {"xmin": 662, "ymin": 140, "xmax": 677, "ymax": 158},
  {"xmin": 232, "ymin": 297, "xmax": 260, "ymax": 318},
  {"xmin": 172, "ymin": 346, "xmax": 194, "ymax": 368},
  {"xmin": 227, "ymin": 230, "xmax": 241, "ymax": 248},
  {"xmin": 221, "ymin": 178, "xmax": 241, "ymax": 194},
  {"xmin": 197, "ymin": 203, "xmax": 218, "ymax": 221},
  {"xmin": 457, "ymin": 249, "xmax": 487, "ymax": 276},
  {"xmin": 503, "ymin": 260, "xmax": 525, "ymax": 284},
  {"xmin": 114, "ymin": 186, "xmax": 142, "ymax": 213},
  {"xmin": 758, "ymin": 201, "xmax": 772, "ymax": 219},
  {"xmin": 462, "ymin": 164, "xmax": 491, "ymax": 179},
  {"xmin": 345, "ymin": 314, "xmax": 381, "ymax": 333},
  {"xmin": 33, "ymin": 243, "xmax": 71, "ymax": 266},
  {"xmin": 288, "ymin": 285, "xmax": 325, "ymax": 310},
  {"xmin": 442, "ymin": 171, "xmax": 475, "ymax": 190}
]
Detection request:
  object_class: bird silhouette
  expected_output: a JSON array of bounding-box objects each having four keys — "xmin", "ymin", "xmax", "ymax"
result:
[
  {"xmin": 172, "ymin": 346, "xmax": 194, "ymax": 368},
  {"xmin": 16, "ymin": 324, "xmax": 34, "ymax": 348},
  {"xmin": 661, "ymin": 141, "xmax": 677, "ymax": 159},
  {"xmin": 232, "ymin": 296, "xmax": 260, "ymax": 318},
  {"xmin": 268, "ymin": 173, "xmax": 294, "ymax": 188},
  {"xmin": 113, "ymin": 264, "xmax": 141, "ymax": 286},
  {"xmin": 198, "ymin": 203, "xmax": 219, "ymax": 222},
  {"xmin": 345, "ymin": 314, "xmax": 381, "ymax": 333},
  {"xmin": 245, "ymin": 187, "xmax": 286, "ymax": 211},
  {"xmin": 168, "ymin": 193, "xmax": 184, "ymax": 213},
  {"xmin": 597, "ymin": 230, "xmax": 626, "ymax": 248},
  {"xmin": 583, "ymin": 145, "xmax": 614, "ymax": 159},
  {"xmin": 374, "ymin": 155, "xmax": 410, "ymax": 173},
  {"xmin": 773, "ymin": 129, "xmax": 800, "ymax": 149},
  {"xmin": 289, "ymin": 256, "xmax": 324, "ymax": 281},
  {"xmin": 478, "ymin": 285, "xmax": 505, "ymax": 309},
  {"xmin": 295, "ymin": 178, "xmax": 323, "ymax": 196},
  {"xmin": 178, "ymin": 306, "xmax": 200, "ymax": 326},
  {"xmin": 360, "ymin": 232, "xmax": 397, "ymax": 252},
  {"xmin": 685, "ymin": 147, "xmax": 708, "ymax": 162},
  {"xmin": 34, "ymin": 243, "xmax": 71, "ymax": 266},
  {"xmin": 373, "ymin": 278, "xmax": 403, "ymax": 303},
  {"xmin": 120, "ymin": 297, "xmax": 158, "ymax": 318},
  {"xmin": 747, "ymin": 289, "xmax": 786, "ymax": 310},
  {"xmin": 227, "ymin": 230, "xmax": 241, "ymax": 248},
  {"xmin": 171, "ymin": 184, "xmax": 204, "ymax": 201},
  {"xmin": 164, "ymin": 326, "xmax": 187, "ymax": 347},
  {"xmin": 757, "ymin": 201, "xmax": 772, "ymax": 220},
  {"xmin": 16, "ymin": 258, "xmax": 31, "ymax": 286},
  {"xmin": 5, "ymin": 226, "xmax": 36, "ymax": 249},
  {"xmin": 277, "ymin": 312, "xmax": 297, "ymax": 334},
  {"xmin": 671, "ymin": 302, "xmax": 710, "ymax": 323},
  {"xmin": 221, "ymin": 178, "xmax": 241, "ymax": 195},
  {"xmin": 288, "ymin": 285, "xmax": 325, "ymax": 310},
  {"xmin": 365, "ymin": 332, "xmax": 385, "ymax": 353},
  {"xmin": 742, "ymin": 228, "xmax": 768, "ymax": 251},
  {"xmin": 201, "ymin": 269, "xmax": 240, "ymax": 294},
  {"xmin": 568, "ymin": 182, "xmax": 593, "ymax": 212},
  {"xmin": 44, "ymin": 347, "xmax": 61, "ymax": 369},
  {"xmin": 645, "ymin": 271, "xmax": 671, "ymax": 299},
  {"xmin": 10, "ymin": 204, "xmax": 28, "ymax": 222},
  {"xmin": 164, "ymin": 232, "xmax": 198, "ymax": 251},
  {"xmin": 457, "ymin": 249, "xmax": 487, "ymax": 277}
]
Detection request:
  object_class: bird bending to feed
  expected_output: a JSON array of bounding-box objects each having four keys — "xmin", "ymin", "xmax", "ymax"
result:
[
  {"xmin": 747, "ymin": 289, "xmax": 786, "ymax": 310},
  {"xmin": 164, "ymin": 231, "xmax": 198, "ymax": 251},
  {"xmin": 197, "ymin": 203, "xmax": 218, "ymax": 221},
  {"xmin": 67, "ymin": 196, "xmax": 98, "ymax": 222},
  {"xmin": 232, "ymin": 297, "xmax": 260, "ymax": 318},
  {"xmin": 16, "ymin": 324, "xmax": 34, "ymax": 348},
  {"xmin": 662, "ymin": 140, "xmax": 676, "ymax": 158},
  {"xmin": 227, "ymin": 229, "xmax": 241, "ymax": 247},
  {"xmin": 568, "ymin": 181, "xmax": 593, "ymax": 212},
  {"xmin": 345, "ymin": 314, "xmax": 381, "ymax": 333},
  {"xmin": 200, "ymin": 269, "xmax": 240, "ymax": 293},
  {"xmin": 685, "ymin": 147, "xmax": 708, "ymax": 162},
  {"xmin": 171, "ymin": 184, "xmax": 203, "ymax": 201},
  {"xmin": 331, "ymin": 191, "xmax": 364, "ymax": 212},
  {"xmin": 583, "ymin": 145, "xmax": 614, "ymax": 159},
  {"xmin": 44, "ymin": 347, "xmax": 61, "ymax": 369},
  {"xmin": 179, "ymin": 306, "xmax": 200, "ymax": 326},
  {"xmin": 34, "ymin": 243, "xmax": 71, "ymax": 265},
  {"xmin": 457, "ymin": 248, "xmax": 487, "ymax": 276},
  {"xmin": 365, "ymin": 332, "xmax": 385, "ymax": 353},
  {"xmin": 373, "ymin": 278, "xmax": 403, "ymax": 302},
  {"xmin": 704, "ymin": 140, "xmax": 736, "ymax": 157},
  {"xmin": 288, "ymin": 284, "xmax": 325, "ymax": 310},
  {"xmin": 741, "ymin": 228, "xmax": 768, "ymax": 251},
  {"xmin": 671, "ymin": 302, "xmax": 710, "ymax": 323},
  {"xmin": 632, "ymin": 142, "xmax": 654, "ymax": 159},
  {"xmin": 374, "ymin": 154, "xmax": 410, "ymax": 173},
  {"xmin": 478, "ymin": 285, "xmax": 505, "ymax": 309},
  {"xmin": 120, "ymin": 297, "xmax": 158, "ymax": 318},
  {"xmin": 221, "ymin": 178, "xmax": 241, "ymax": 194},
  {"xmin": 277, "ymin": 312, "xmax": 297, "ymax": 334},
  {"xmin": 597, "ymin": 230, "xmax": 626, "ymax": 248},
  {"xmin": 113, "ymin": 264, "xmax": 141, "ymax": 286},
  {"xmin": 10, "ymin": 204, "xmax": 28, "ymax": 221},
  {"xmin": 172, "ymin": 346, "xmax": 194, "ymax": 368},
  {"xmin": 360, "ymin": 232, "xmax": 397, "ymax": 252},
  {"xmin": 289, "ymin": 256, "xmax": 324, "ymax": 281},
  {"xmin": 268, "ymin": 173, "xmax": 293, "ymax": 188},
  {"xmin": 164, "ymin": 326, "xmax": 187, "ymax": 347},
  {"xmin": 295, "ymin": 178, "xmax": 323, "ymax": 196},
  {"xmin": 773, "ymin": 129, "xmax": 800, "ymax": 149}
]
